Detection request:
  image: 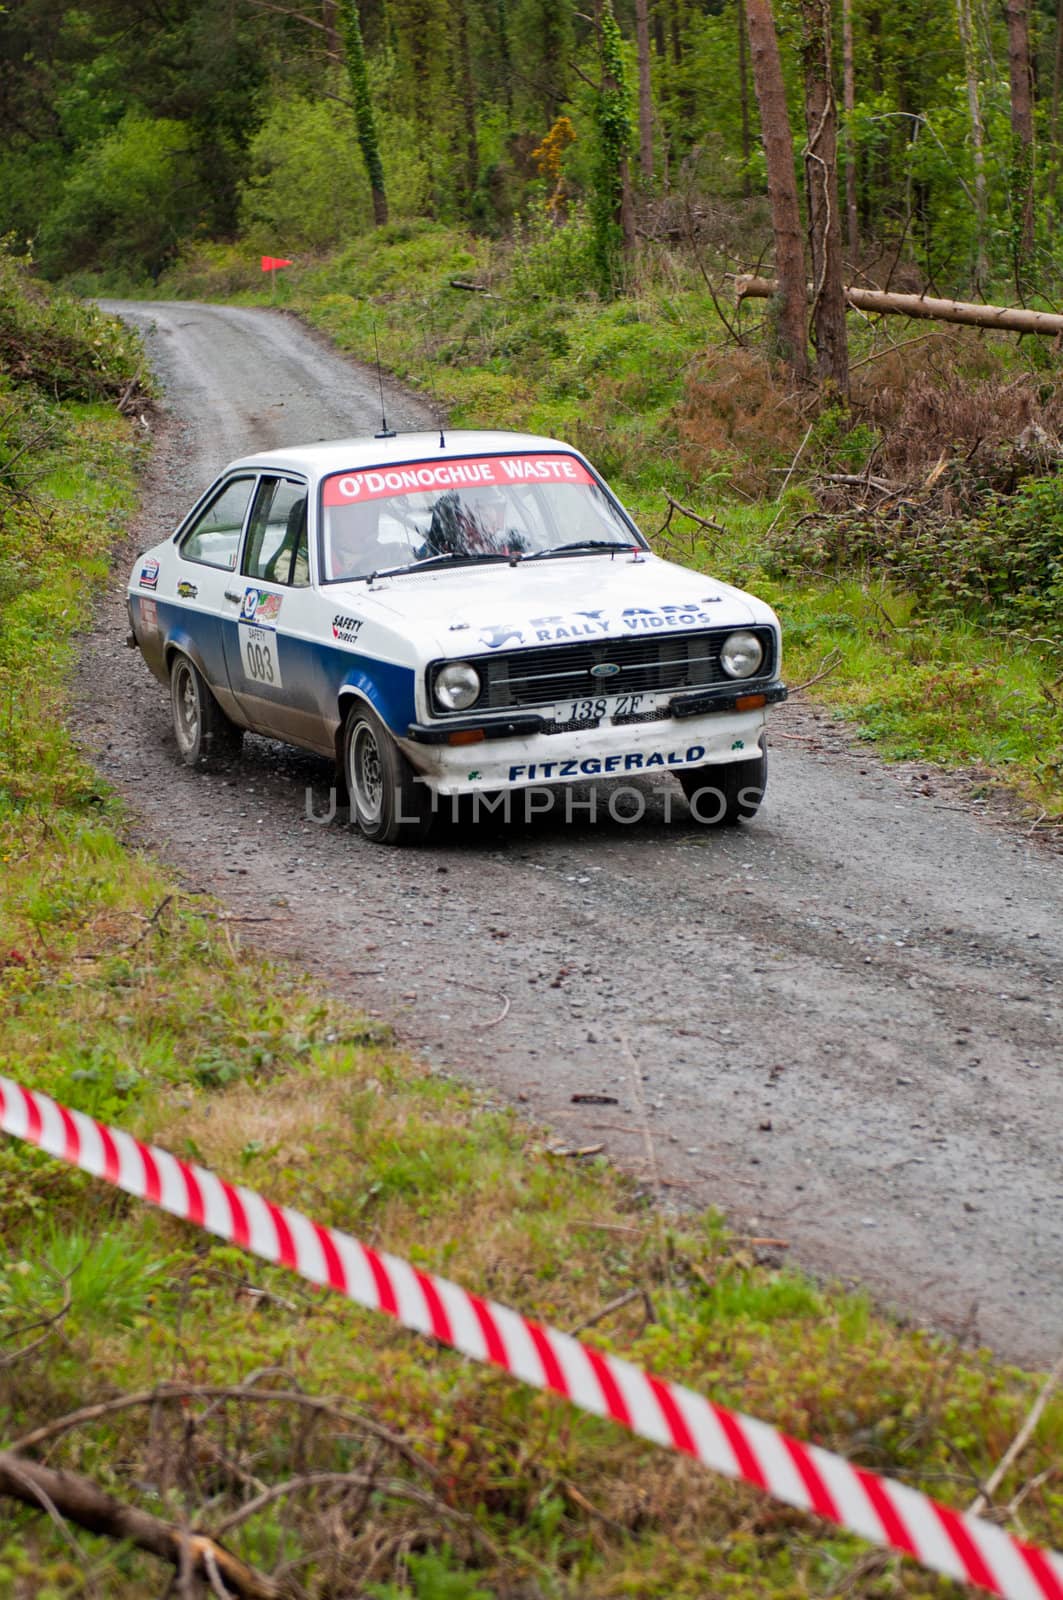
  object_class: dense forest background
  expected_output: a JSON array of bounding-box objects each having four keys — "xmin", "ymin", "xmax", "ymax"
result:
[
  {"xmin": 2, "ymin": 0, "xmax": 1061, "ymax": 305},
  {"xmin": 2, "ymin": 0, "xmax": 1063, "ymax": 814}
]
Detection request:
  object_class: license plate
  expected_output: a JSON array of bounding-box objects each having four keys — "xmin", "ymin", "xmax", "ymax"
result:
[{"xmin": 548, "ymin": 691, "xmax": 664, "ymax": 724}]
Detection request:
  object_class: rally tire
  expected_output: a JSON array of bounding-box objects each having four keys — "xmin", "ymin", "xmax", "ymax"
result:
[
  {"xmin": 169, "ymin": 652, "xmax": 243, "ymax": 770},
  {"xmin": 343, "ymin": 701, "xmax": 434, "ymax": 845},
  {"xmin": 678, "ymin": 743, "xmax": 767, "ymax": 827}
]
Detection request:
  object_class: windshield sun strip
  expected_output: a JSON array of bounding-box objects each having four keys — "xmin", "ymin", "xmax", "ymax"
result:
[{"xmin": 316, "ymin": 450, "xmax": 647, "ymax": 575}]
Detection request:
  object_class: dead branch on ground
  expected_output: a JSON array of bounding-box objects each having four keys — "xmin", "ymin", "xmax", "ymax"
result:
[
  {"xmin": 7, "ymin": 1382, "xmax": 438, "ymax": 1482},
  {"xmin": 0, "ymin": 1452, "xmax": 288, "ymax": 1599},
  {"xmin": 787, "ymin": 648, "xmax": 843, "ymax": 694}
]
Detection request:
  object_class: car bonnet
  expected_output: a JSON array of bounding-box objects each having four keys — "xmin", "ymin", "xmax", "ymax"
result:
[{"xmin": 330, "ymin": 553, "xmax": 762, "ymax": 660}]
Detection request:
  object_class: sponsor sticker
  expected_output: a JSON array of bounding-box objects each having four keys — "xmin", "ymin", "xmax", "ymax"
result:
[
  {"xmin": 322, "ymin": 453, "xmax": 594, "ymax": 507},
  {"xmin": 332, "ymin": 614, "xmax": 363, "ymax": 645},
  {"xmin": 139, "ymin": 557, "xmax": 160, "ymax": 590},
  {"xmin": 509, "ymin": 747, "xmax": 707, "ymax": 783},
  {"xmin": 480, "ymin": 623, "xmax": 525, "ymax": 650},
  {"xmin": 480, "ymin": 602, "xmax": 731, "ymax": 649},
  {"xmin": 176, "ymin": 580, "xmax": 198, "ymax": 600},
  {"xmin": 139, "ymin": 597, "xmax": 158, "ymax": 635},
  {"xmin": 240, "ymin": 587, "xmax": 283, "ymax": 627}
]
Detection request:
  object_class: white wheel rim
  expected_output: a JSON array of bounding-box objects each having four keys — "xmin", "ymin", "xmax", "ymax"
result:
[
  {"xmin": 350, "ymin": 722, "xmax": 383, "ymax": 822},
  {"xmin": 175, "ymin": 664, "xmax": 199, "ymax": 753}
]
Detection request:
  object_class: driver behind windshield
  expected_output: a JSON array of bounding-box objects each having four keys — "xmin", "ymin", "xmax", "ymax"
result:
[
  {"xmin": 423, "ymin": 488, "xmax": 530, "ymax": 558},
  {"xmin": 326, "ymin": 500, "xmax": 383, "ymax": 580}
]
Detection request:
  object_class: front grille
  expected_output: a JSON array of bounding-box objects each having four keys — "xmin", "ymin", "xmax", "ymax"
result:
[
  {"xmin": 460, "ymin": 627, "xmax": 775, "ymax": 712},
  {"xmin": 542, "ymin": 716, "xmax": 600, "ymax": 734},
  {"xmin": 611, "ymin": 706, "xmax": 671, "ymax": 726}
]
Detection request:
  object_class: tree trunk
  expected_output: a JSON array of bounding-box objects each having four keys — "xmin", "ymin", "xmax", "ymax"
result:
[
  {"xmin": 736, "ymin": 275, "xmax": 1063, "ymax": 336},
  {"xmin": 340, "ymin": 0, "xmax": 388, "ymax": 225},
  {"xmin": 1054, "ymin": 0, "xmax": 1063, "ymax": 146},
  {"xmin": 744, "ymin": 0, "xmax": 808, "ymax": 380},
  {"xmin": 841, "ymin": 0, "xmax": 858, "ymax": 258},
  {"xmin": 635, "ymin": 0, "xmax": 654, "ymax": 183},
  {"xmin": 957, "ymin": 0, "xmax": 989, "ymax": 287},
  {"xmin": 799, "ymin": 0, "xmax": 849, "ymax": 396},
  {"xmin": 453, "ymin": 0, "xmax": 479, "ymax": 211},
  {"xmin": 1006, "ymin": 0, "xmax": 1035, "ymax": 271},
  {"xmin": 495, "ymin": 0, "xmax": 514, "ymax": 116},
  {"xmin": 322, "ymin": 0, "xmax": 341, "ymax": 60},
  {"xmin": 737, "ymin": 0, "xmax": 752, "ymax": 198}
]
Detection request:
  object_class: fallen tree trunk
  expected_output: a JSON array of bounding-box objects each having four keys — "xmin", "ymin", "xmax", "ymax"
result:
[
  {"xmin": 735, "ymin": 275, "xmax": 1063, "ymax": 336},
  {"xmin": 0, "ymin": 1451, "xmax": 287, "ymax": 1599}
]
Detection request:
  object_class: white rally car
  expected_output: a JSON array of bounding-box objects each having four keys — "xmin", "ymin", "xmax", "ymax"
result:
[{"xmin": 127, "ymin": 430, "xmax": 786, "ymax": 843}]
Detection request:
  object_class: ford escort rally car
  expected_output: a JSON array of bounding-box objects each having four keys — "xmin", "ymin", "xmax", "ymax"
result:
[{"xmin": 127, "ymin": 430, "xmax": 786, "ymax": 843}]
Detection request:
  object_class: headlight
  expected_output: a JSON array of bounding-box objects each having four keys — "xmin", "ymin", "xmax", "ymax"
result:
[
  {"xmin": 720, "ymin": 630, "xmax": 764, "ymax": 679},
  {"xmin": 434, "ymin": 661, "xmax": 481, "ymax": 711}
]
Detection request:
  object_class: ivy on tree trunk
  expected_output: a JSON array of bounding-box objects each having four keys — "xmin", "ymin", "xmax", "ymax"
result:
[
  {"xmin": 591, "ymin": 1, "xmax": 634, "ymax": 299},
  {"xmin": 340, "ymin": 0, "xmax": 388, "ymax": 227}
]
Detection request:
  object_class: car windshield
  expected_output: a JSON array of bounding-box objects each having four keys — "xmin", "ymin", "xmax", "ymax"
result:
[{"xmin": 319, "ymin": 452, "xmax": 640, "ymax": 581}]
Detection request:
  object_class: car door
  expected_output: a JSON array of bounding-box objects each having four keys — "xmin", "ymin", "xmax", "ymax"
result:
[
  {"xmin": 167, "ymin": 474, "xmax": 259, "ymax": 722},
  {"xmin": 222, "ymin": 474, "xmax": 328, "ymax": 750}
]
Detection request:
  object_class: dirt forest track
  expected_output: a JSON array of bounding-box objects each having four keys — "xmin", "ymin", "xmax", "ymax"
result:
[{"xmin": 84, "ymin": 301, "xmax": 1062, "ymax": 1368}]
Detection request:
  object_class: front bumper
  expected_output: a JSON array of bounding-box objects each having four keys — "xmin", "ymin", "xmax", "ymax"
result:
[
  {"xmin": 406, "ymin": 680, "xmax": 787, "ymax": 744},
  {"xmin": 400, "ymin": 683, "xmax": 785, "ymax": 794}
]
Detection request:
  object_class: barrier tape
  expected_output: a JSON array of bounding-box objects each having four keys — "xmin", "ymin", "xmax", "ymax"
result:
[{"xmin": 1, "ymin": 1074, "xmax": 1060, "ymax": 1600}]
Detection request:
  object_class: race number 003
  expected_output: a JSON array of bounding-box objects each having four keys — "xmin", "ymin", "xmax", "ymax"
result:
[{"xmin": 240, "ymin": 626, "xmax": 282, "ymax": 689}]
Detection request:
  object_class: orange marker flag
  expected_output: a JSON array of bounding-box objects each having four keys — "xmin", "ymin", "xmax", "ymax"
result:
[{"xmin": 261, "ymin": 255, "xmax": 293, "ymax": 271}]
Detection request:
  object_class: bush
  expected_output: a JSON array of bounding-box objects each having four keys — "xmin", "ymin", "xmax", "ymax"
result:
[
  {"xmin": 0, "ymin": 246, "xmax": 145, "ymax": 403},
  {"xmin": 240, "ymin": 92, "xmax": 374, "ymax": 250},
  {"xmin": 510, "ymin": 209, "xmax": 597, "ymax": 300},
  {"xmin": 37, "ymin": 113, "xmax": 204, "ymax": 281},
  {"xmin": 768, "ymin": 467, "xmax": 1063, "ymax": 649}
]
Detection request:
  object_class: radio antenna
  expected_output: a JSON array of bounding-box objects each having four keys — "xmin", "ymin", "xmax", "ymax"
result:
[{"xmin": 373, "ymin": 322, "xmax": 395, "ymax": 439}]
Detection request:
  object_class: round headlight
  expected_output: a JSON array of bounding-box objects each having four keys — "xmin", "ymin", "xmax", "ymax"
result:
[
  {"xmin": 720, "ymin": 630, "xmax": 764, "ymax": 679},
  {"xmin": 435, "ymin": 661, "xmax": 481, "ymax": 712}
]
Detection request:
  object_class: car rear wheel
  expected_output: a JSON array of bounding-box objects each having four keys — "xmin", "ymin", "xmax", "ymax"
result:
[
  {"xmin": 343, "ymin": 702, "xmax": 434, "ymax": 845},
  {"xmin": 678, "ymin": 743, "xmax": 767, "ymax": 827},
  {"xmin": 169, "ymin": 652, "xmax": 243, "ymax": 769}
]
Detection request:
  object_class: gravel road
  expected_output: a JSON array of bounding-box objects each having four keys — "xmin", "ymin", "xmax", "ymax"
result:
[{"xmin": 85, "ymin": 300, "xmax": 1062, "ymax": 1367}]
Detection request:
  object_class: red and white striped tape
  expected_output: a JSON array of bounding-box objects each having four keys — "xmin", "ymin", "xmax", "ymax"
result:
[{"xmin": 2, "ymin": 1074, "xmax": 1060, "ymax": 1600}]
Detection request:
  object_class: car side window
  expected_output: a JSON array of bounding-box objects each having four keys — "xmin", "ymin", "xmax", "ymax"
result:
[
  {"xmin": 180, "ymin": 477, "xmax": 256, "ymax": 570},
  {"xmin": 243, "ymin": 477, "xmax": 310, "ymax": 587}
]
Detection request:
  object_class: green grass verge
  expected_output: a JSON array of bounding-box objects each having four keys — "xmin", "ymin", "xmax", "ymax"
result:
[
  {"xmin": 0, "ymin": 321, "xmax": 1061, "ymax": 1596},
  {"xmin": 156, "ymin": 224, "xmax": 1063, "ymax": 821}
]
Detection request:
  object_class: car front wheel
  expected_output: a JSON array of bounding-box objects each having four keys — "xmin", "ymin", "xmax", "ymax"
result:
[
  {"xmin": 678, "ymin": 743, "xmax": 767, "ymax": 826},
  {"xmin": 169, "ymin": 652, "xmax": 243, "ymax": 769},
  {"xmin": 343, "ymin": 702, "xmax": 434, "ymax": 845}
]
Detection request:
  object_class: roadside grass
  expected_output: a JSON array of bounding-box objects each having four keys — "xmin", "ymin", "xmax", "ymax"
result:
[
  {"xmin": 156, "ymin": 226, "xmax": 1063, "ymax": 823},
  {"xmin": 1, "ymin": 344, "xmax": 1062, "ymax": 1595}
]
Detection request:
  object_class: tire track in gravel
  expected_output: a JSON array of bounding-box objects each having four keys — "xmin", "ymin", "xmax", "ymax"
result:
[{"xmin": 81, "ymin": 301, "xmax": 1063, "ymax": 1366}]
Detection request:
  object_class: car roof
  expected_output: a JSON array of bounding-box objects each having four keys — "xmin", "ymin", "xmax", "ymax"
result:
[{"xmin": 226, "ymin": 430, "xmax": 586, "ymax": 481}]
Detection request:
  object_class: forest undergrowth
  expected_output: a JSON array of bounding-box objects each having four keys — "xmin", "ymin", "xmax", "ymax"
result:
[
  {"xmin": 1, "ymin": 249, "xmax": 1061, "ymax": 1597},
  {"xmin": 160, "ymin": 222, "xmax": 1063, "ymax": 826}
]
